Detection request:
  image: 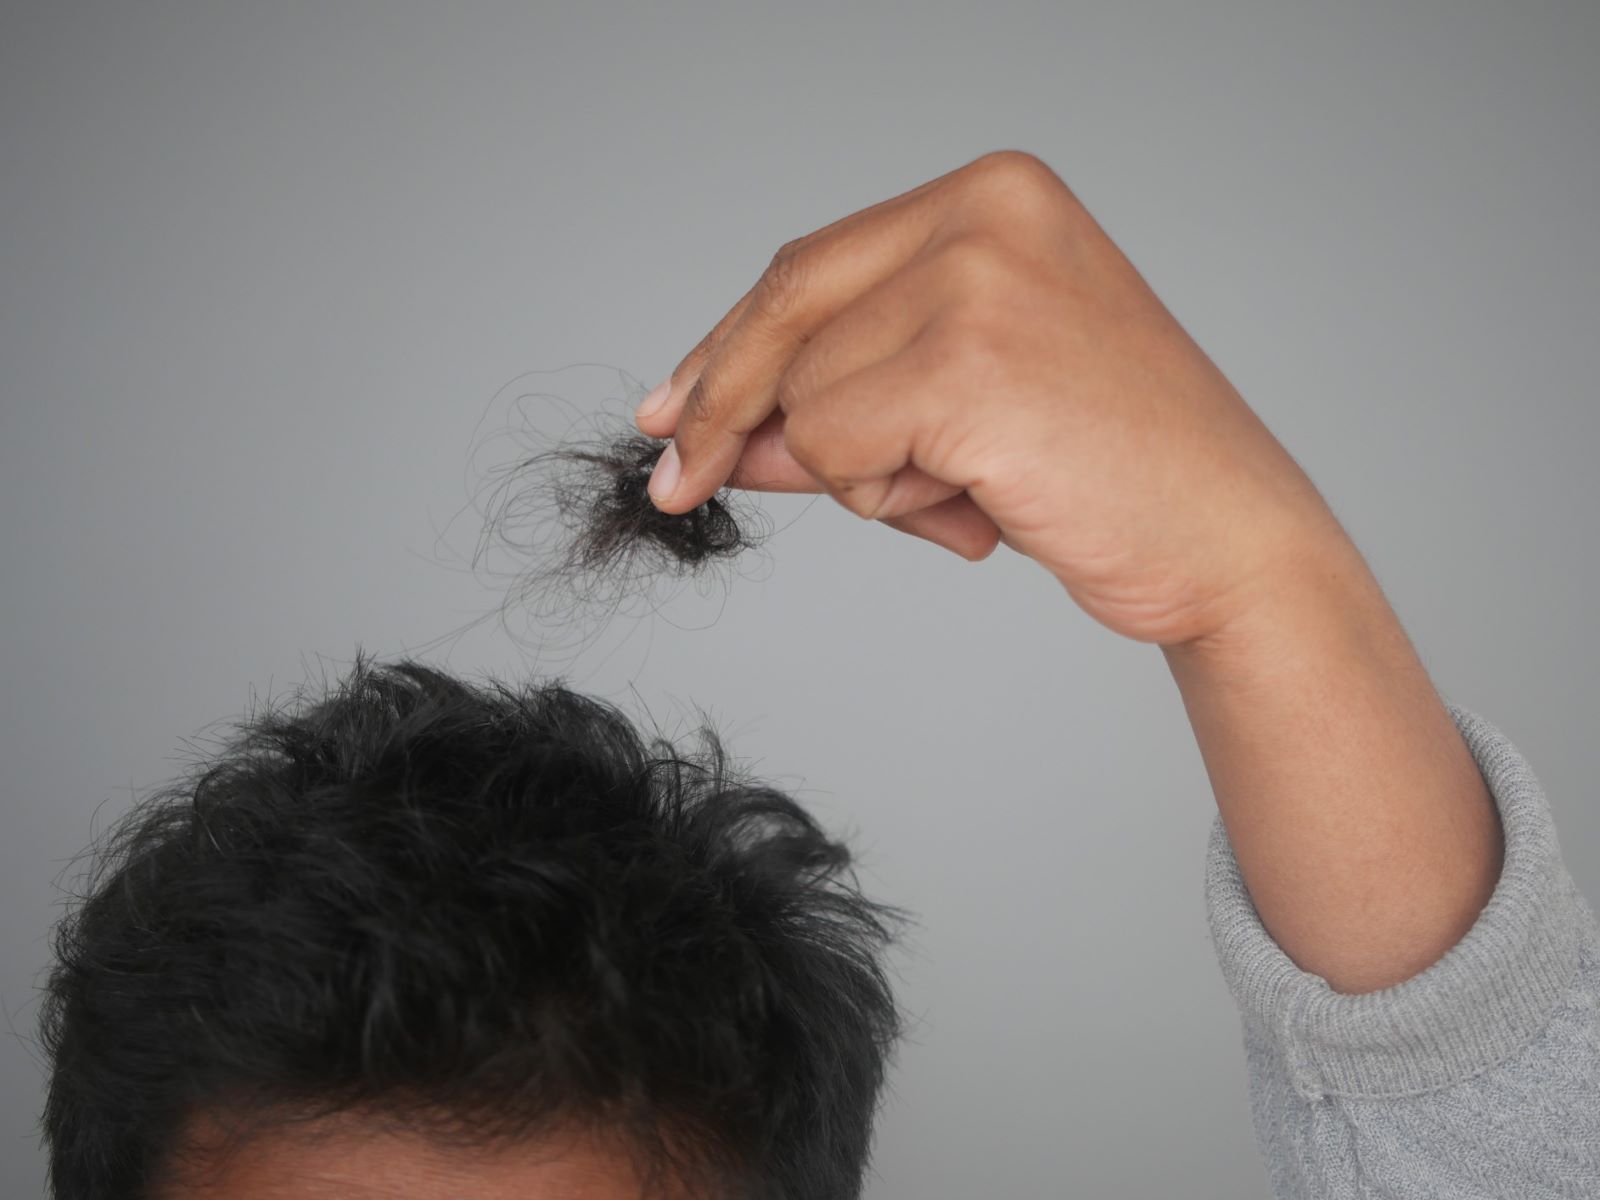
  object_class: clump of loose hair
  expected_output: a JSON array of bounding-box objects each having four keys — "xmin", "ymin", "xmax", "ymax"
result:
[
  {"xmin": 534, "ymin": 429, "xmax": 766, "ymax": 575},
  {"xmin": 415, "ymin": 370, "xmax": 786, "ymax": 662},
  {"xmin": 40, "ymin": 651, "xmax": 908, "ymax": 1200}
]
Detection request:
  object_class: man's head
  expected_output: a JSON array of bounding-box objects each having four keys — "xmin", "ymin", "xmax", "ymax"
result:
[{"xmin": 41, "ymin": 656, "xmax": 904, "ymax": 1199}]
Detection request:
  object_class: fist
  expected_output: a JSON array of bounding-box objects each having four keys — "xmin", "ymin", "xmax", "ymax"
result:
[{"xmin": 636, "ymin": 150, "xmax": 1344, "ymax": 649}]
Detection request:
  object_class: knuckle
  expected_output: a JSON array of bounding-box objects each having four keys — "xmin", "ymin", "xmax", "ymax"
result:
[
  {"xmin": 756, "ymin": 238, "xmax": 811, "ymax": 320},
  {"xmin": 778, "ymin": 405, "xmax": 817, "ymax": 459},
  {"xmin": 773, "ymin": 365, "xmax": 807, "ymax": 414},
  {"xmin": 932, "ymin": 310, "xmax": 1002, "ymax": 373},
  {"xmin": 832, "ymin": 481, "xmax": 881, "ymax": 520},
  {"xmin": 970, "ymin": 148, "xmax": 1058, "ymax": 189},
  {"xmin": 935, "ymin": 234, "xmax": 1014, "ymax": 296},
  {"xmin": 774, "ymin": 337, "xmax": 832, "ymax": 414},
  {"xmin": 780, "ymin": 402, "xmax": 881, "ymax": 518},
  {"xmin": 677, "ymin": 374, "xmax": 722, "ymax": 433},
  {"xmin": 963, "ymin": 149, "xmax": 1078, "ymax": 220},
  {"xmin": 771, "ymin": 235, "xmax": 807, "ymax": 261},
  {"xmin": 778, "ymin": 407, "xmax": 831, "ymax": 479}
]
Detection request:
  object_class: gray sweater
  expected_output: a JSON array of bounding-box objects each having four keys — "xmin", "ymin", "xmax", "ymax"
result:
[{"xmin": 1205, "ymin": 702, "xmax": 1600, "ymax": 1197}]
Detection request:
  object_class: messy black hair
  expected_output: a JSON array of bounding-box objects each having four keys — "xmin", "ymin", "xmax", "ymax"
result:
[
  {"xmin": 421, "ymin": 367, "xmax": 783, "ymax": 664},
  {"xmin": 536, "ymin": 430, "xmax": 763, "ymax": 572},
  {"xmin": 40, "ymin": 653, "xmax": 906, "ymax": 1199}
]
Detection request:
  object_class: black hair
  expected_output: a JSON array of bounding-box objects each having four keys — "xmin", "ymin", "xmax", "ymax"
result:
[
  {"xmin": 540, "ymin": 431, "xmax": 763, "ymax": 571},
  {"xmin": 41, "ymin": 652, "xmax": 906, "ymax": 1199},
  {"xmin": 469, "ymin": 401, "xmax": 777, "ymax": 639}
]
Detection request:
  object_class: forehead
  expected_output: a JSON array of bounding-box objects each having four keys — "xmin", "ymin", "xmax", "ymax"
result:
[{"xmin": 156, "ymin": 1115, "xmax": 666, "ymax": 1200}]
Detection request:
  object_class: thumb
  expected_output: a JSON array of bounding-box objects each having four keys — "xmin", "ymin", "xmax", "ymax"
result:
[{"xmin": 880, "ymin": 493, "xmax": 1003, "ymax": 562}]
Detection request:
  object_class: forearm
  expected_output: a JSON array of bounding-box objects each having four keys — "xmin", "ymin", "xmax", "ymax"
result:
[{"xmin": 1161, "ymin": 526, "xmax": 1505, "ymax": 995}]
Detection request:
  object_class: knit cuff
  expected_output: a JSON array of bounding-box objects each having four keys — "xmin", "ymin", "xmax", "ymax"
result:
[{"xmin": 1204, "ymin": 700, "xmax": 1593, "ymax": 1100}]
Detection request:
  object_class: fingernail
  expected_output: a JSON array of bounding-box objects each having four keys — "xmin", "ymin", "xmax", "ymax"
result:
[
  {"xmin": 647, "ymin": 440, "xmax": 680, "ymax": 504},
  {"xmin": 636, "ymin": 378, "xmax": 672, "ymax": 421}
]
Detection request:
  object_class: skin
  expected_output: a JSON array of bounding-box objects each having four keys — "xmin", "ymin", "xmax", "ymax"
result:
[
  {"xmin": 159, "ymin": 1113, "xmax": 688, "ymax": 1200},
  {"xmin": 636, "ymin": 148, "xmax": 1504, "ymax": 996}
]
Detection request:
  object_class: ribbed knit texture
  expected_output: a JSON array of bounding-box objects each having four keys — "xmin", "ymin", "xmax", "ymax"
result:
[{"xmin": 1205, "ymin": 701, "xmax": 1600, "ymax": 1197}]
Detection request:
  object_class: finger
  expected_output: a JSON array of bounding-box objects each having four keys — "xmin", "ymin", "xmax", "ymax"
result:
[
  {"xmin": 781, "ymin": 332, "xmax": 982, "ymax": 522},
  {"xmin": 637, "ymin": 162, "xmax": 969, "ymax": 440},
  {"xmin": 723, "ymin": 411, "xmax": 814, "ymax": 492},
  {"xmin": 726, "ymin": 409, "xmax": 995, "ymax": 565},
  {"xmin": 717, "ymin": 255, "xmax": 948, "ymax": 496},
  {"xmin": 634, "ymin": 282, "xmax": 758, "ymax": 438},
  {"xmin": 647, "ymin": 204, "xmax": 965, "ymax": 515},
  {"xmin": 727, "ymin": 410, "xmax": 965, "ymax": 517},
  {"xmin": 880, "ymin": 493, "xmax": 1003, "ymax": 562},
  {"xmin": 646, "ymin": 218, "xmax": 931, "ymax": 514}
]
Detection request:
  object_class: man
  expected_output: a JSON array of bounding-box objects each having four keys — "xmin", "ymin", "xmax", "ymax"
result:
[{"xmin": 44, "ymin": 151, "xmax": 1600, "ymax": 1196}]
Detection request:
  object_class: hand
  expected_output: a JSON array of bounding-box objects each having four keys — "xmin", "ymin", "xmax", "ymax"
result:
[{"xmin": 637, "ymin": 150, "xmax": 1345, "ymax": 648}]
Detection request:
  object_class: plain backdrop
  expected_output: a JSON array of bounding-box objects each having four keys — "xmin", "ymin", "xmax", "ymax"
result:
[{"xmin": 3, "ymin": 2, "xmax": 1597, "ymax": 1196}]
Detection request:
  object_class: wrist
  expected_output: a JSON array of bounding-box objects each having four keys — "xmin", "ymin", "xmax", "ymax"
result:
[
  {"xmin": 1158, "ymin": 528, "xmax": 1504, "ymax": 993},
  {"xmin": 1163, "ymin": 521, "xmax": 1391, "ymax": 680}
]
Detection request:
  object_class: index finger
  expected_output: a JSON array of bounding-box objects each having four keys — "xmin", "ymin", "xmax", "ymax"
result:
[
  {"xmin": 636, "ymin": 163, "xmax": 958, "ymax": 440},
  {"xmin": 633, "ymin": 280, "xmax": 759, "ymax": 437},
  {"xmin": 638, "ymin": 165, "xmax": 970, "ymax": 514}
]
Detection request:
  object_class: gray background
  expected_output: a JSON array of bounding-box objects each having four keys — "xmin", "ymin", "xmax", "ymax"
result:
[{"xmin": 3, "ymin": 2, "xmax": 1596, "ymax": 1195}]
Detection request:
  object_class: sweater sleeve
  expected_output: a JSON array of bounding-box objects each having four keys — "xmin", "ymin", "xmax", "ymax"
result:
[{"xmin": 1204, "ymin": 701, "xmax": 1600, "ymax": 1199}]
